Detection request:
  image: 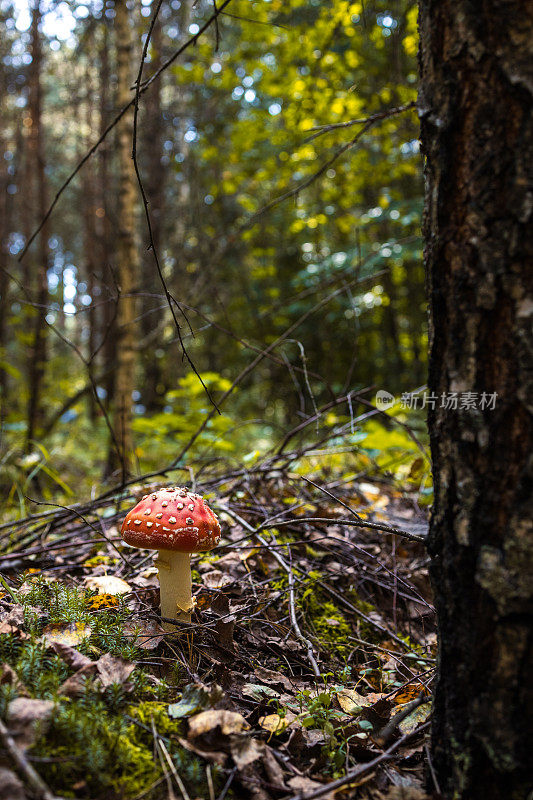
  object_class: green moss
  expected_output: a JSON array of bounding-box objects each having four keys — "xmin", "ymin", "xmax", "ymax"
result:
[
  {"xmin": 303, "ymin": 594, "xmax": 352, "ymax": 654},
  {"xmin": 127, "ymin": 700, "xmax": 183, "ymax": 737}
]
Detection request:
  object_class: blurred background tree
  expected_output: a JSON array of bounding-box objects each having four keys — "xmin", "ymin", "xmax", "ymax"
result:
[{"xmin": 0, "ymin": 0, "xmax": 426, "ymax": 506}]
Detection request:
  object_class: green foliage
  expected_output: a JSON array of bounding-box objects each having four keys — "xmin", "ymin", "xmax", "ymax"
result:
[
  {"xmin": 132, "ymin": 372, "xmax": 237, "ymax": 463},
  {"xmin": 0, "ymin": 578, "xmax": 222, "ymax": 799},
  {"xmin": 0, "ymin": 0, "xmax": 426, "ymax": 513}
]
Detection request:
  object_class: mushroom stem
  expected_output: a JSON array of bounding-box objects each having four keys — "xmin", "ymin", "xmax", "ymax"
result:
[{"xmin": 156, "ymin": 550, "xmax": 193, "ymax": 630}]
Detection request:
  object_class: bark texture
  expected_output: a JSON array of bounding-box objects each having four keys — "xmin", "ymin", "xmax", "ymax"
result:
[
  {"xmin": 109, "ymin": 0, "xmax": 139, "ymax": 478},
  {"xmin": 25, "ymin": 0, "xmax": 49, "ymax": 451},
  {"xmin": 419, "ymin": 2, "xmax": 533, "ymax": 798}
]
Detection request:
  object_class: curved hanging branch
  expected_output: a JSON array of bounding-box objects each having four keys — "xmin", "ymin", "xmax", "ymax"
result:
[{"xmin": 131, "ymin": 0, "xmax": 220, "ymax": 408}]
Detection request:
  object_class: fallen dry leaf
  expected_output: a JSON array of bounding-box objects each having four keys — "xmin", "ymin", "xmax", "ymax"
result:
[
  {"xmin": 337, "ymin": 689, "xmax": 385, "ymax": 715},
  {"xmin": 84, "ymin": 575, "xmax": 131, "ymax": 595},
  {"xmin": 131, "ymin": 566, "xmax": 160, "ymax": 589},
  {"xmin": 168, "ymin": 683, "xmax": 223, "ymax": 719},
  {"xmin": 50, "ymin": 641, "xmax": 93, "ymax": 671},
  {"xmin": 0, "ymin": 663, "xmax": 29, "ymax": 696},
  {"xmin": 202, "ymin": 570, "xmax": 234, "ymax": 589},
  {"xmin": 287, "ymin": 775, "xmax": 335, "ymax": 800},
  {"xmin": 393, "ymin": 685, "xmax": 428, "ymax": 705},
  {"xmin": 262, "ymin": 745, "xmax": 287, "ymax": 790},
  {"xmin": 0, "ymin": 768, "xmax": 26, "ymax": 800},
  {"xmin": 7, "ymin": 697, "xmax": 55, "ymax": 750},
  {"xmin": 177, "ymin": 736, "xmax": 228, "ymax": 766},
  {"xmin": 0, "ymin": 606, "xmax": 25, "ymax": 635},
  {"xmin": 42, "ymin": 622, "xmax": 92, "ymax": 647},
  {"xmin": 122, "ymin": 619, "xmax": 164, "ymax": 650},
  {"xmin": 58, "ymin": 664, "xmax": 97, "ymax": 697},
  {"xmin": 230, "ymin": 735, "xmax": 264, "ymax": 769},
  {"xmin": 253, "ymin": 666, "xmax": 294, "ymax": 692},
  {"xmin": 258, "ymin": 711, "xmax": 297, "ymax": 735},
  {"xmin": 215, "ymin": 615, "xmax": 236, "ymax": 649},
  {"xmin": 188, "ymin": 709, "xmax": 249, "ymax": 739},
  {"xmin": 95, "ymin": 653, "xmax": 135, "ymax": 687},
  {"xmin": 337, "ymin": 688, "xmax": 369, "ymax": 714},
  {"xmin": 242, "ymin": 683, "xmax": 280, "ymax": 701},
  {"xmin": 398, "ymin": 703, "xmax": 431, "ymax": 735}
]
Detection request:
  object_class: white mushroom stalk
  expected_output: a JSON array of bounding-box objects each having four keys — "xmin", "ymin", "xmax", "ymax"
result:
[
  {"xmin": 120, "ymin": 487, "xmax": 221, "ymax": 631},
  {"xmin": 156, "ymin": 550, "xmax": 193, "ymax": 629}
]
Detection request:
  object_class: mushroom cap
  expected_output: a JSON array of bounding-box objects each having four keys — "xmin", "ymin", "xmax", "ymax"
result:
[{"xmin": 120, "ymin": 487, "xmax": 221, "ymax": 553}]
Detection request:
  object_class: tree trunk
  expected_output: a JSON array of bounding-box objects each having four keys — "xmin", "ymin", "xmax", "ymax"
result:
[
  {"xmin": 108, "ymin": 0, "xmax": 139, "ymax": 479},
  {"xmin": 419, "ymin": 2, "xmax": 533, "ymax": 798},
  {"xmin": 140, "ymin": 14, "xmax": 165, "ymax": 412},
  {"xmin": 0, "ymin": 89, "xmax": 12, "ymax": 414},
  {"xmin": 25, "ymin": 0, "xmax": 49, "ymax": 451},
  {"xmin": 82, "ymin": 48, "xmax": 98, "ymax": 422},
  {"xmin": 99, "ymin": 21, "xmax": 116, "ymax": 411}
]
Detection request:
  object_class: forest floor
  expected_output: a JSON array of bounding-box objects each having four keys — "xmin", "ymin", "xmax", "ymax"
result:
[{"xmin": 0, "ymin": 456, "xmax": 436, "ymax": 800}]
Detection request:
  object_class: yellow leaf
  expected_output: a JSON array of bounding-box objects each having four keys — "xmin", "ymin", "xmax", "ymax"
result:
[
  {"xmin": 336, "ymin": 689, "xmax": 368, "ymax": 714},
  {"xmin": 258, "ymin": 712, "xmax": 296, "ymax": 734},
  {"xmin": 43, "ymin": 622, "xmax": 92, "ymax": 647},
  {"xmin": 188, "ymin": 710, "xmax": 249, "ymax": 738}
]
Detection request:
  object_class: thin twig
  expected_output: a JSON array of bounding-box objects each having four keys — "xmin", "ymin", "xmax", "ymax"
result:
[
  {"xmin": 262, "ymin": 516, "xmax": 426, "ymax": 545},
  {"xmin": 18, "ymin": 0, "xmax": 234, "ymax": 263},
  {"xmin": 283, "ymin": 721, "xmax": 430, "ymax": 800},
  {"xmin": 375, "ymin": 692, "xmax": 428, "ymax": 746},
  {"xmin": 131, "ymin": 0, "xmax": 219, "ymax": 409}
]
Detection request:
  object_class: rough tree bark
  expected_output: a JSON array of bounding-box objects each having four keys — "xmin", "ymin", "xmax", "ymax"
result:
[
  {"xmin": 108, "ymin": 0, "xmax": 140, "ymax": 479},
  {"xmin": 25, "ymin": 0, "xmax": 49, "ymax": 451},
  {"xmin": 419, "ymin": 2, "xmax": 533, "ymax": 798}
]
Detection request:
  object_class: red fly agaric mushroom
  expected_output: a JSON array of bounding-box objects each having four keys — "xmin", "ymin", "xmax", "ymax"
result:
[{"xmin": 120, "ymin": 487, "xmax": 221, "ymax": 630}]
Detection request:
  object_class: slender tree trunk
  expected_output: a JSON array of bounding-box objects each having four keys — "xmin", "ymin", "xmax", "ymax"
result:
[
  {"xmin": 419, "ymin": 2, "xmax": 533, "ymax": 798},
  {"xmin": 107, "ymin": 0, "xmax": 139, "ymax": 479},
  {"xmin": 25, "ymin": 0, "xmax": 49, "ymax": 451},
  {"xmin": 0, "ymin": 137, "xmax": 10, "ymax": 420},
  {"xmin": 0, "ymin": 54, "xmax": 12, "ymax": 421},
  {"xmin": 140, "ymin": 14, "xmax": 165, "ymax": 412},
  {"xmin": 99, "ymin": 21, "xmax": 116, "ymax": 410},
  {"xmin": 82, "ymin": 49, "xmax": 98, "ymax": 422}
]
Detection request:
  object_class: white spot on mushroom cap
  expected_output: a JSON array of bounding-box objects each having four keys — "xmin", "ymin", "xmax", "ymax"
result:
[
  {"xmin": 168, "ymin": 516, "xmax": 177, "ymax": 524},
  {"xmin": 134, "ymin": 519, "xmax": 141, "ymax": 525},
  {"xmin": 162, "ymin": 501, "xmax": 168, "ymax": 507},
  {"xmin": 186, "ymin": 517, "xmax": 193, "ymax": 525},
  {"xmin": 146, "ymin": 521, "xmax": 153, "ymax": 528},
  {"xmin": 156, "ymin": 513, "xmax": 163, "ymax": 519},
  {"xmin": 144, "ymin": 508, "xmax": 151, "ymax": 515},
  {"xmin": 188, "ymin": 504, "xmax": 194, "ymax": 511}
]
